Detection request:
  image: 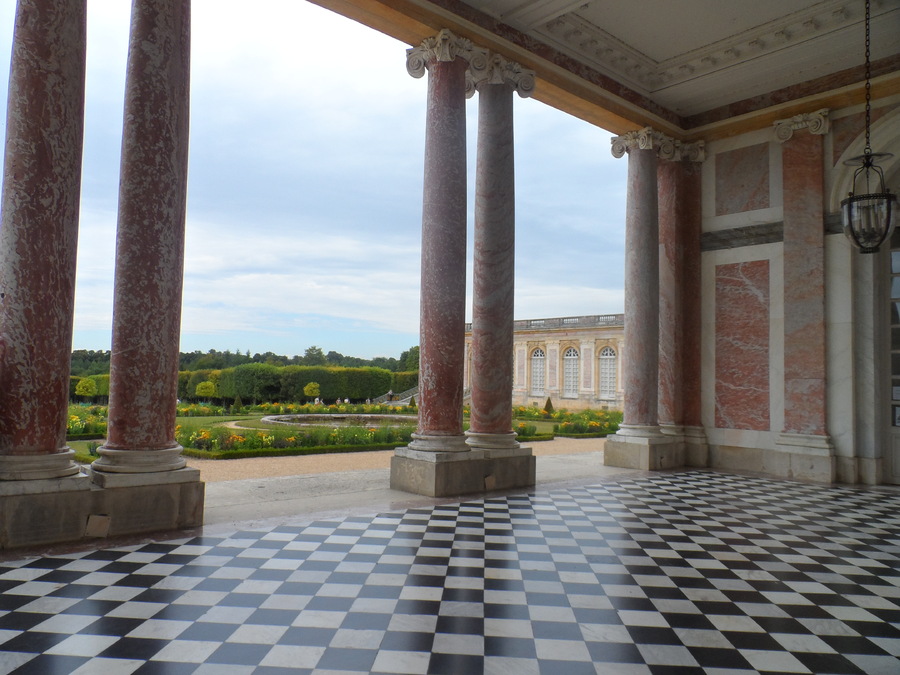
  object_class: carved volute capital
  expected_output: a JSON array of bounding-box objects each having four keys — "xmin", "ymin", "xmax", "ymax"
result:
[
  {"xmin": 406, "ymin": 29, "xmax": 488, "ymax": 79},
  {"xmin": 611, "ymin": 127, "xmax": 705, "ymax": 162},
  {"xmin": 773, "ymin": 108, "xmax": 830, "ymax": 142},
  {"xmin": 468, "ymin": 53, "xmax": 535, "ymax": 98}
]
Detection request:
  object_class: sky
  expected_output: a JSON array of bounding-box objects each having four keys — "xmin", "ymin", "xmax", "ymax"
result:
[{"xmin": 0, "ymin": 0, "xmax": 627, "ymax": 361}]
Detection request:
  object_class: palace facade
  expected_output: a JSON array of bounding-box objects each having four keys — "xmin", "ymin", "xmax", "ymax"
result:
[{"xmin": 465, "ymin": 315, "xmax": 625, "ymax": 411}]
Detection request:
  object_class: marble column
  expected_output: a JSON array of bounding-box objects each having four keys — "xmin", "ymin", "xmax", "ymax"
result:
[
  {"xmin": 605, "ymin": 128, "xmax": 683, "ymax": 470},
  {"xmin": 466, "ymin": 55, "xmax": 534, "ymax": 451},
  {"xmin": 657, "ymin": 146, "xmax": 707, "ymax": 464},
  {"xmin": 91, "ymin": 0, "xmax": 193, "ymax": 483},
  {"xmin": 773, "ymin": 110, "xmax": 835, "ymax": 481},
  {"xmin": 401, "ymin": 29, "xmax": 476, "ymax": 455},
  {"xmin": 0, "ymin": 0, "xmax": 86, "ymax": 481}
]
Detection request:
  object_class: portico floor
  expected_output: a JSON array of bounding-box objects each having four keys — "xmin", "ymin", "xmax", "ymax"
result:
[{"xmin": 1, "ymin": 443, "xmax": 899, "ymax": 674}]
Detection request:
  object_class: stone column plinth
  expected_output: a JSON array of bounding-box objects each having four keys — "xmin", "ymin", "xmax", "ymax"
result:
[
  {"xmin": 773, "ymin": 111, "xmax": 835, "ymax": 482},
  {"xmin": 0, "ymin": 0, "xmax": 87, "ymax": 483},
  {"xmin": 91, "ymin": 0, "xmax": 197, "ymax": 490},
  {"xmin": 605, "ymin": 128, "xmax": 683, "ymax": 471}
]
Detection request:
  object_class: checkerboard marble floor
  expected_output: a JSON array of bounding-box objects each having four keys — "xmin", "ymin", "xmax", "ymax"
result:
[{"xmin": 2, "ymin": 470, "xmax": 900, "ymax": 674}]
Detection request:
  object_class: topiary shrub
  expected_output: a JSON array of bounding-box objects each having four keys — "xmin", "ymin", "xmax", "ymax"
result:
[{"xmin": 544, "ymin": 397, "xmax": 554, "ymax": 414}]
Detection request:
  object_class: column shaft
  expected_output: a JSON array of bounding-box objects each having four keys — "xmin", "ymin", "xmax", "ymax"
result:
[
  {"xmin": 782, "ymin": 133, "xmax": 827, "ymax": 435},
  {"xmin": 0, "ymin": 0, "xmax": 86, "ymax": 480},
  {"xmin": 468, "ymin": 82, "xmax": 517, "ymax": 448},
  {"xmin": 94, "ymin": 0, "xmax": 190, "ymax": 474},
  {"xmin": 657, "ymin": 161, "xmax": 684, "ymax": 430},
  {"xmin": 411, "ymin": 55, "xmax": 468, "ymax": 451},
  {"xmin": 623, "ymin": 147, "xmax": 660, "ymax": 430}
]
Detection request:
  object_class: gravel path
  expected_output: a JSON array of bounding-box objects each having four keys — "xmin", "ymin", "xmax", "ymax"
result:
[{"xmin": 186, "ymin": 437, "xmax": 606, "ymax": 483}]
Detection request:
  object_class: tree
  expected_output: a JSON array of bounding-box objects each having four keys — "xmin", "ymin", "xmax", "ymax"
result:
[
  {"xmin": 195, "ymin": 381, "xmax": 216, "ymax": 400},
  {"xmin": 404, "ymin": 346, "xmax": 420, "ymax": 372},
  {"xmin": 303, "ymin": 345, "xmax": 326, "ymax": 366},
  {"xmin": 75, "ymin": 377, "xmax": 97, "ymax": 400},
  {"xmin": 303, "ymin": 382, "xmax": 321, "ymax": 402}
]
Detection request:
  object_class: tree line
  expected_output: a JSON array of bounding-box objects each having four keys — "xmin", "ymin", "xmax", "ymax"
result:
[{"xmin": 71, "ymin": 345, "xmax": 419, "ymax": 377}]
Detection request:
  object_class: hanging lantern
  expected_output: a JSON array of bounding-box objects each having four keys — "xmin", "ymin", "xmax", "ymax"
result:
[{"xmin": 841, "ymin": 0, "xmax": 896, "ymax": 254}]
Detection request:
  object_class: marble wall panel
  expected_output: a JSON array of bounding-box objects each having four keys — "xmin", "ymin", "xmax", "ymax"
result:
[
  {"xmin": 715, "ymin": 260, "xmax": 771, "ymax": 430},
  {"xmin": 831, "ymin": 107, "xmax": 893, "ymax": 166},
  {"xmin": 715, "ymin": 143, "xmax": 770, "ymax": 216}
]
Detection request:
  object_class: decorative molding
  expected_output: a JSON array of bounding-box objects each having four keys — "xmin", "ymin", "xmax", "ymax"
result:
[
  {"xmin": 611, "ymin": 127, "xmax": 705, "ymax": 161},
  {"xmin": 468, "ymin": 53, "xmax": 536, "ymax": 98},
  {"xmin": 406, "ymin": 28, "xmax": 489, "ymax": 79},
  {"xmin": 700, "ymin": 214, "xmax": 842, "ymax": 251},
  {"xmin": 773, "ymin": 108, "xmax": 830, "ymax": 142},
  {"xmin": 538, "ymin": 0, "xmax": 865, "ymax": 93}
]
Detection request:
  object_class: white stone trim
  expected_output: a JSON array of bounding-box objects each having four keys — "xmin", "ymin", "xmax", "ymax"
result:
[
  {"xmin": 406, "ymin": 28, "xmax": 488, "ymax": 78},
  {"xmin": 611, "ymin": 127, "xmax": 705, "ymax": 161},
  {"xmin": 468, "ymin": 52, "xmax": 535, "ymax": 98},
  {"xmin": 773, "ymin": 108, "xmax": 830, "ymax": 142}
]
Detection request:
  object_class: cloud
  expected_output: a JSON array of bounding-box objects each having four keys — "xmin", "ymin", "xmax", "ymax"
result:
[{"xmin": 0, "ymin": 0, "xmax": 627, "ymax": 360}]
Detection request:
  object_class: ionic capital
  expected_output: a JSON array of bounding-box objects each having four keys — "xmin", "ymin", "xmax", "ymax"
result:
[
  {"xmin": 773, "ymin": 108, "xmax": 829, "ymax": 142},
  {"xmin": 406, "ymin": 29, "xmax": 488, "ymax": 79},
  {"xmin": 611, "ymin": 127, "xmax": 705, "ymax": 162},
  {"xmin": 467, "ymin": 53, "xmax": 535, "ymax": 98}
]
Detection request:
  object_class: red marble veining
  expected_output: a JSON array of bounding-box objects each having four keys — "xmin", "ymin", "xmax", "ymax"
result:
[
  {"xmin": 782, "ymin": 132, "xmax": 826, "ymax": 436},
  {"xmin": 657, "ymin": 160, "xmax": 682, "ymax": 427},
  {"xmin": 715, "ymin": 261, "xmax": 770, "ymax": 431},
  {"xmin": 680, "ymin": 164, "xmax": 704, "ymax": 428},
  {"xmin": 416, "ymin": 56, "xmax": 468, "ymax": 438},
  {"xmin": 623, "ymin": 147, "xmax": 660, "ymax": 426},
  {"xmin": 0, "ymin": 0, "xmax": 86, "ymax": 457},
  {"xmin": 657, "ymin": 160, "xmax": 703, "ymax": 428},
  {"xmin": 831, "ymin": 106, "xmax": 894, "ymax": 166},
  {"xmin": 470, "ymin": 82, "xmax": 515, "ymax": 435},
  {"xmin": 105, "ymin": 0, "xmax": 190, "ymax": 451},
  {"xmin": 715, "ymin": 143, "xmax": 770, "ymax": 216}
]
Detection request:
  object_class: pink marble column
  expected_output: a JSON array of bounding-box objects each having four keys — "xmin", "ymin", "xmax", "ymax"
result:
[
  {"xmin": 0, "ymin": 0, "xmax": 86, "ymax": 480},
  {"xmin": 621, "ymin": 145, "xmax": 661, "ymax": 432},
  {"xmin": 92, "ymin": 0, "xmax": 190, "ymax": 477},
  {"xmin": 680, "ymin": 162, "xmax": 704, "ymax": 431},
  {"xmin": 406, "ymin": 32, "xmax": 471, "ymax": 453},
  {"xmin": 467, "ymin": 77, "xmax": 518, "ymax": 449},
  {"xmin": 781, "ymin": 131, "xmax": 828, "ymax": 436}
]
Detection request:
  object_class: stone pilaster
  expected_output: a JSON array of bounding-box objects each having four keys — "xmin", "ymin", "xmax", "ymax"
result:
[
  {"xmin": 605, "ymin": 128, "xmax": 686, "ymax": 470},
  {"xmin": 0, "ymin": 0, "xmax": 87, "ymax": 482},
  {"xmin": 772, "ymin": 110, "xmax": 835, "ymax": 481},
  {"xmin": 91, "ymin": 0, "xmax": 197, "ymax": 488}
]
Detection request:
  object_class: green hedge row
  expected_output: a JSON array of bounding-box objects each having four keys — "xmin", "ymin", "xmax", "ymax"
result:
[{"xmin": 70, "ymin": 366, "xmax": 420, "ymax": 405}]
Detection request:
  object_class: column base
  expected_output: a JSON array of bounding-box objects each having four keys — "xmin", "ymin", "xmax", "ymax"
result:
[
  {"xmin": 683, "ymin": 426, "xmax": 709, "ymax": 467},
  {"xmin": 0, "ymin": 474, "xmax": 204, "ymax": 550},
  {"xmin": 465, "ymin": 430, "xmax": 520, "ymax": 450},
  {"xmin": 406, "ymin": 433, "xmax": 468, "ymax": 453},
  {"xmin": 604, "ymin": 430, "xmax": 684, "ymax": 471},
  {"xmin": 769, "ymin": 432, "xmax": 835, "ymax": 482},
  {"xmin": 0, "ymin": 448, "xmax": 81, "ymax": 481},
  {"xmin": 90, "ymin": 465, "xmax": 200, "ymax": 488},
  {"xmin": 390, "ymin": 446, "xmax": 534, "ymax": 497},
  {"xmin": 91, "ymin": 445, "xmax": 186, "ymax": 477}
]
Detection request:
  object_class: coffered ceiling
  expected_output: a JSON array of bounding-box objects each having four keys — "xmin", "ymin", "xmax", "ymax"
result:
[
  {"xmin": 313, "ymin": 0, "xmax": 900, "ymax": 135},
  {"xmin": 467, "ymin": 0, "xmax": 900, "ymax": 116}
]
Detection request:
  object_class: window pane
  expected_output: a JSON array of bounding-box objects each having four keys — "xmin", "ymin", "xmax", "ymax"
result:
[
  {"xmin": 892, "ymin": 353, "xmax": 900, "ymax": 376},
  {"xmin": 893, "ymin": 251, "xmax": 900, "ymax": 273},
  {"xmin": 892, "ymin": 277, "xmax": 900, "ymax": 299},
  {"xmin": 893, "ymin": 302, "xmax": 900, "ymax": 325},
  {"xmin": 893, "ymin": 328, "xmax": 900, "ymax": 350}
]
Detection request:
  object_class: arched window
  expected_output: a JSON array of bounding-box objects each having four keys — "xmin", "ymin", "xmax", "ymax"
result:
[
  {"xmin": 563, "ymin": 347, "xmax": 579, "ymax": 398},
  {"xmin": 530, "ymin": 348, "xmax": 545, "ymax": 395},
  {"xmin": 599, "ymin": 346, "xmax": 617, "ymax": 398}
]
